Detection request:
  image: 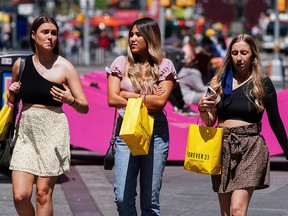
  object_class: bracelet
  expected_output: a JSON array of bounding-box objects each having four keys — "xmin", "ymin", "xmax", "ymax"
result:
[
  {"xmin": 198, "ymin": 107, "xmax": 206, "ymax": 113},
  {"xmin": 139, "ymin": 94, "xmax": 142, "ymax": 98},
  {"xmin": 76, "ymin": 100, "xmax": 81, "ymax": 110},
  {"xmin": 143, "ymin": 94, "xmax": 147, "ymax": 103},
  {"xmin": 6, "ymin": 101, "xmax": 14, "ymax": 107},
  {"xmin": 69, "ymin": 97, "xmax": 75, "ymax": 106}
]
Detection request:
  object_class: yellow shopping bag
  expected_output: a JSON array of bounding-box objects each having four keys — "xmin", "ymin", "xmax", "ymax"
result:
[
  {"xmin": 184, "ymin": 124, "xmax": 223, "ymax": 175},
  {"xmin": 0, "ymin": 104, "xmax": 14, "ymax": 141},
  {"xmin": 120, "ymin": 98, "xmax": 154, "ymax": 156}
]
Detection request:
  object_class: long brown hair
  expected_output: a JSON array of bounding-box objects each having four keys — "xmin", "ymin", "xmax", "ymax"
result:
[
  {"xmin": 212, "ymin": 34, "xmax": 265, "ymax": 112},
  {"xmin": 126, "ymin": 17, "xmax": 164, "ymax": 94}
]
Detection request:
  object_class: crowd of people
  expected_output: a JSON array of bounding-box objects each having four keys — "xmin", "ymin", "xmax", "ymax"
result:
[{"xmin": 4, "ymin": 14, "xmax": 288, "ymax": 216}]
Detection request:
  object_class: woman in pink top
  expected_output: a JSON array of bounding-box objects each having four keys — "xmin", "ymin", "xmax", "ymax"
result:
[{"xmin": 106, "ymin": 17, "xmax": 178, "ymax": 215}]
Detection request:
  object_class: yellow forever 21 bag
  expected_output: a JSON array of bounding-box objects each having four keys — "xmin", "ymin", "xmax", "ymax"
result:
[
  {"xmin": 184, "ymin": 124, "xmax": 223, "ymax": 175},
  {"xmin": 120, "ymin": 98, "xmax": 154, "ymax": 156},
  {"xmin": 0, "ymin": 91, "xmax": 14, "ymax": 141}
]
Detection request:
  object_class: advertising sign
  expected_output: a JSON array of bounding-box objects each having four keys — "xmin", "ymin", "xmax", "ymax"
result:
[{"xmin": 1, "ymin": 71, "xmax": 11, "ymax": 107}]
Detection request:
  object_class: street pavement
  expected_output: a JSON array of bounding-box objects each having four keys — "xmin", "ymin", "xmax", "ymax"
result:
[
  {"xmin": 1, "ymin": 53, "xmax": 288, "ymax": 216},
  {"xmin": 1, "ymin": 149, "xmax": 288, "ymax": 216}
]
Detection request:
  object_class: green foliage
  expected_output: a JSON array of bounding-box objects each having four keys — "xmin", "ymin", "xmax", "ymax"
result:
[{"xmin": 95, "ymin": 0, "xmax": 107, "ymax": 9}]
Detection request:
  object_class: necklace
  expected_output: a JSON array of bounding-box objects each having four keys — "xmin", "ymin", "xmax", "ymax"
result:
[
  {"xmin": 35, "ymin": 61, "xmax": 45, "ymax": 75},
  {"xmin": 34, "ymin": 55, "xmax": 54, "ymax": 75}
]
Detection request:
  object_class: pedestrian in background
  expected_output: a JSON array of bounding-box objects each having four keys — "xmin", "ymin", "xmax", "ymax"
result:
[
  {"xmin": 198, "ymin": 33, "xmax": 288, "ymax": 215},
  {"xmin": 178, "ymin": 36, "xmax": 208, "ymax": 106},
  {"xmin": 106, "ymin": 17, "xmax": 178, "ymax": 215},
  {"xmin": 164, "ymin": 43, "xmax": 198, "ymax": 116},
  {"xmin": 7, "ymin": 15, "xmax": 89, "ymax": 216}
]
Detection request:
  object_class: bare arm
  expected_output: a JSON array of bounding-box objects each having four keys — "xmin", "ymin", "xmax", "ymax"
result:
[
  {"xmin": 198, "ymin": 79, "xmax": 218, "ymax": 127},
  {"xmin": 119, "ymin": 79, "xmax": 174, "ymax": 111},
  {"xmin": 143, "ymin": 80, "xmax": 174, "ymax": 111},
  {"xmin": 7, "ymin": 58, "xmax": 21, "ymax": 104},
  {"xmin": 50, "ymin": 59, "xmax": 89, "ymax": 114},
  {"xmin": 107, "ymin": 74, "xmax": 128, "ymax": 108},
  {"xmin": 197, "ymin": 93, "xmax": 217, "ymax": 126}
]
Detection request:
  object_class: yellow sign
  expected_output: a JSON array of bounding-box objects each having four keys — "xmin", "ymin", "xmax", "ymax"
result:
[
  {"xmin": 160, "ymin": 0, "xmax": 170, "ymax": 7},
  {"xmin": 278, "ymin": 0, "xmax": 286, "ymax": 12},
  {"xmin": 176, "ymin": 0, "xmax": 195, "ymax": 7}
]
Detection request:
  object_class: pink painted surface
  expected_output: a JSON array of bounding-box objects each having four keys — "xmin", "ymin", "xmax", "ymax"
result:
[{"xmin": 63, "ymin": 71, "xmax": 288, "ymax": 161}]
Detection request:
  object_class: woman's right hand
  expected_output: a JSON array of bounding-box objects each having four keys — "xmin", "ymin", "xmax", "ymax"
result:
[
  {"xmin": 198, "ymin": 93, "xmax": 216, "ymax": 112},
  {"xmin": 8, "ymin": 81, "xmax": 21, "ymax": 95},
  {"xmin": 197, "ymin": 93, "xmax": 217, "ymax": 127}
]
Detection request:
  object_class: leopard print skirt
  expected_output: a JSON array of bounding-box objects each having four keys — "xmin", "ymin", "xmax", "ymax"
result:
[{"xmin": 212, "ymin": 123, "xmax": 270, "ymax": 193}]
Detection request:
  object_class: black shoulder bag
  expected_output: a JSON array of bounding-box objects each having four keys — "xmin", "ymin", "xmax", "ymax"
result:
[
  {"xmin": 104, "ymin": 108, "xmax": 117, "ymax": 170},
  {"xmin": 0, "ymin": 58, "xmax": 25, "ymax": 176}
]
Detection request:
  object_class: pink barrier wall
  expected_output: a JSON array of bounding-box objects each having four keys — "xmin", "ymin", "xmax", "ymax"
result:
[{"xmin": 63, "ymin": 71, "xmax": 288, "ymax": 161}]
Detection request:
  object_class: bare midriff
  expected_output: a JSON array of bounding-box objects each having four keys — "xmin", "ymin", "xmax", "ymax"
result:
[
  {"xmin": 22, "ymin": 103, "xmax": 60, "ymax": 109},
  {"xmin": 218, "ymin": 119, "xmax": 253, "ymax": 128}
]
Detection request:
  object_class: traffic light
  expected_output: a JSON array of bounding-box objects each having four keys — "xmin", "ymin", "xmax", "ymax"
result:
[
  {"xmin": 278, "ymin": 0, "xmax": 286, "ymax": 12},
  {"xmin": 176, "ymin": 0, "xmax": 195, "ymax": 7},
  {"xmin": 76, "ymin": 13, "xmax": 85, "ymax": 24}
]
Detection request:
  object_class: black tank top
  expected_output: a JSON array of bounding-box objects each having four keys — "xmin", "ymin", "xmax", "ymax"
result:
[{"xmin": 20, "ymin": 55, "xmax": 64, "ymax": 106}]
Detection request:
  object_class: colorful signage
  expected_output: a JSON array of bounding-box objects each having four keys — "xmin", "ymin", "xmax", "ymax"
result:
[{"xmin": 1, "ymin": 71, "xmax": 12, "ymax": 108}]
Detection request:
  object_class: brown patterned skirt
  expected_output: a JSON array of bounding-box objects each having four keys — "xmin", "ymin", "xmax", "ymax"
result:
[{"xmin": 212, "ymin": 123, "xmax": 270, "ymax": 193}]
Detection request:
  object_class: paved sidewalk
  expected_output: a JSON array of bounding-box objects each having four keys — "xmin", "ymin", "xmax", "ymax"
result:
[{"xmin": 1, "ymin": 148, "xmax": 288, "ymax": 216}]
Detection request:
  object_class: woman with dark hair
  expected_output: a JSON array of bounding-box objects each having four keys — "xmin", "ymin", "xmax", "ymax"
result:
[
  {"xmin": 7, "ymin": 15, "xmax": 89, "ymax": 215},
  {"xmin": 198, "ymin": 33, "xmax": 288, "ymax": 215},
  {"xmin": 106, "ymin": 17, "xmax": 178, "ymax": 215}
]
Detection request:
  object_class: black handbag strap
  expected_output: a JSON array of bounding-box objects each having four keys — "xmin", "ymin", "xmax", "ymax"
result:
[
  {"xmin": 18, "ymin": 58, "xmax": 25, "ymax": 82},
  {"xmin": 13, "ymin": 57, "xmax": 25, "ymax": 104},
  {"xmin": 111, "ymin": 108, "xmax": 117, "ymax": 139},
  {"xmin": 9, "ymin": 58, "xmax": 25, "ymax": 138},
  {"xmin": 108, "ymin": 108, "xmax": 118, "ymax": 148}
]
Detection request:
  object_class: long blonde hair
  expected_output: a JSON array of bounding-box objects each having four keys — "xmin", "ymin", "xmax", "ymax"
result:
[
  {"xmin": 126, "ymin": 17, "xmax": 164, "ymax": 94},
  {"xmin": 212, "ymin": 34, "xmax": 265, "ymax": 112}
]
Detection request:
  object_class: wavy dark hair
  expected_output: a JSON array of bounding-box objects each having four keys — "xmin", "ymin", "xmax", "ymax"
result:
[{"xmin": 29, "ymin": 15, "xmax": 60, "ymax": 55}]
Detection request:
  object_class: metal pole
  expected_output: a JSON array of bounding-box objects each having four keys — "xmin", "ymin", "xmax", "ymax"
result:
[
  {"xmin": 83, "ymin": 0, "xmax": 90, "ymax": 65},
  {"xmin": 12, "ymin": 13, "xmax": 17, "ymax": 49},
  {"xmin": 159, "ymin": 6, "xmax": 166, "ymax": 45},
  {"xmin": 274, "ymin": 0, "xmax": 280, "ymax": 60},
  {"xmin": 270, "ymin": 0, "xmax": 282, "ymax": 83}
]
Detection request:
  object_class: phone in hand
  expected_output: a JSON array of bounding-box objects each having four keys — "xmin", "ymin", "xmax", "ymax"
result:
[{"xmin": 206, "ymin": 86, "xmax": 217, "ymax": 101}]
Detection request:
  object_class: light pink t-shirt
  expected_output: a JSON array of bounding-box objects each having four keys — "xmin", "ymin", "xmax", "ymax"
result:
[{"xmin": 106, "ymin": 55, "xmax": 179, "ymax": 93}]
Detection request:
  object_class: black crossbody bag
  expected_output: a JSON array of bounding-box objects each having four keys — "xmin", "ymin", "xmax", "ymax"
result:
[{"xmin": 0, "ymin": 58, "xmax": 25, "ymax": 176}]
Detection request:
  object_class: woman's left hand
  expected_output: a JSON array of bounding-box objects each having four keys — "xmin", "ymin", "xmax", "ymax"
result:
[{"xmin": 50, "ymin": 84, "xmax": 74, "ymax": 105}]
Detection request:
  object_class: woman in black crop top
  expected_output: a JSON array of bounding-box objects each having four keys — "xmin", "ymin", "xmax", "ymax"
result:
[
  {"xmin": 197, "ymin": 34, "xmax": 288, "ymax": 216},
  {"xmin": 7, "ymin": 16, "xmax": 89, "ymax": 215}
]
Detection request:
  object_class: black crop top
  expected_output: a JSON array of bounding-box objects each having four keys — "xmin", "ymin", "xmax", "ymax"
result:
[
  {"xmin": 217, "ymin": 77, "xmax": 275, "ymax": 123},
  {"xmin": 20, "ymin": 55, "xmax": 64, "ymax": 106},
  {"xmin": 218, "ymin": 76, "xmax": 288, "ymax": 154}
]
